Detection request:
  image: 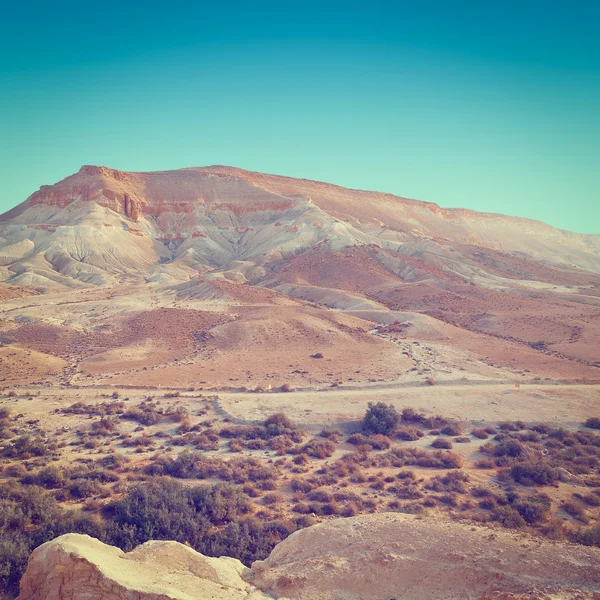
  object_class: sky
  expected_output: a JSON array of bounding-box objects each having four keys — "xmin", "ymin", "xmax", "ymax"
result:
[{"xmin": 1, "ymin": 1, "xmax": 599, "ymax": 233}]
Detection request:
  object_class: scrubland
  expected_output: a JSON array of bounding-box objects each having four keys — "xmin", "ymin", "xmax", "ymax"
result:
[{"xmin": 1, "ymin": 386, "xmax": 600, "ymax": 598}]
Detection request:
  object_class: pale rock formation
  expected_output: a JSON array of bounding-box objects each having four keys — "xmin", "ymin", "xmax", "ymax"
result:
[
  {"xmin": 16, "ymin": 533, "xmax": 274, "ymax": 600},
  {"xmin": 17, "ymin": 514, "xmax": 600, "ymax": 600},
  {"xmin": 250, "ymin": 513, "xmax": 600, "ymax": 599}
]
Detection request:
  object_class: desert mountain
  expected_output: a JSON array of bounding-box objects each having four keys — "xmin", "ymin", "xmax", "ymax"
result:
[
  {"xmin": 2, "ymin": 165, "xmax": 599, "ymax": 287},
  {"xmin": 0, "ymin": 165, "xmax": 599, "ymax": 388}
]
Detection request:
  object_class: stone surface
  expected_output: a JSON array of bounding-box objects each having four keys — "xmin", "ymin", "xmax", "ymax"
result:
[
  {"xmin": 16, "ymin": 533, "xmax": 273, "ymax": 600},
  {"xmin": 17, "ymin": 514, "xmax": 600, "ymax": 600},
  {"xmin": 249, "ymin": 513, "xmax": 600, "ymax": 600}
]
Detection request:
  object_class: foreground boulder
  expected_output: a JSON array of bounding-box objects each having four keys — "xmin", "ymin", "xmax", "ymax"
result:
[
  {"xmin": 17, "ymin": 514, "xmax": 600, "ymax": 600},
  {"xmin": 251, "ymin": 513, "xmax": 600, "ymax": 599},
  {"xmin": 16, "ymin": 533, "xmax": 273, "ymax": 600}
]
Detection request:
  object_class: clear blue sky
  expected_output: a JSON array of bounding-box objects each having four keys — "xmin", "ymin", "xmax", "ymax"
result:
[{"xmin": 1, "ymin": 1, "xmax": 599, "ymax": 233}]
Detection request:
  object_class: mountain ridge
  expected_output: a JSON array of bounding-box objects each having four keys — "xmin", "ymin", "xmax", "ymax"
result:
[
  {"xmin": 1, "ymin": 164, "xmax": 598, "ymax": 291},
  {"xmin": 1, "ymin": 164, "xmax": 599, "ymax": 387},
  {"xmin": 3, "ymin": 164, "xmax": 597, "ymax": 233}
]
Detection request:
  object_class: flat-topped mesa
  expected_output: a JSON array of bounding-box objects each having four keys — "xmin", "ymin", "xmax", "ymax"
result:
[
  {"xmin": 21, "ymin": 166, "xmax": 310, "ymax": 223},
  {"xmin": 0, "ymin": 164, "xmax": 598, "ymax": 290},
  {"xmin": 6, "ymin": 164, "xmax": 586, "ymax": 234}
]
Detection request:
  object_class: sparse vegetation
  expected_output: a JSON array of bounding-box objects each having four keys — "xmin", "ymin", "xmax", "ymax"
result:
[
  {"xmin": 584, "ymin": 417, "xmax": 600, "ymax": 430},
  {"xmin": 2, "ymin": 386, "xmax": 600, "ymax": 600}
]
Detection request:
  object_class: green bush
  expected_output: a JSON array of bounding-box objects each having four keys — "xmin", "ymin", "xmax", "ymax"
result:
[
  {"xmin": 510, "ymin": 462, "xmax": 558, "ymax": 486},
  {"xmin": 492, "ymin": 506, "xmax": 526, "ymax": 528},
  {"xmin": 512, "ymin": 499, "xmax": 548, "ymax": 524},
  {"xmin": 104, "ymin": 479, "xmax": 294, "ymax": 565},
  {"xmin": 362, "ymin": 402, "xmax": 399, "ymax": 435}
]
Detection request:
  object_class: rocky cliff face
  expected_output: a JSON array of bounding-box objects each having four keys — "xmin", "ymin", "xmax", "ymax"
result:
[{"xmin": 17, "ymin": 514, "xmax": 600, "ymax": 600}]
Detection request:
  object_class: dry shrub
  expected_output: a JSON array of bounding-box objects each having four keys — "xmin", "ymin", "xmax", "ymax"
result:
[
  {"xmin": 122, "ymin": 435, "xmax": 154, "ymax": 448},
  {"xmin": 431, "ymin": 438, "xmax": 452, "ymax": 450},
  {"xmin": 123, "ymin": 407, "xmax": 160, "ymax": 426},
  {"xmin": 347, "ymin": 433, "xmax": 391, "ymax": 449},
  {"xmin": 427, "ymin": 470, "xmax": 469, "ymax": 494},
  {"xmin": 254, "ymin": 479, "xmax": 277, "ymax": 491},
  {"xmin": 472, "ymin": 428, "xmax": 489, "ymax": 439},
  {"xmin": 510, "ymin": 462, "xmax": 558, "ymax": 486},
  {"xmin": 246, "ymin": 438, "xmax": 267, "ymax": 450},
  {"xmin": 572, "ymin": 524, "xmax": 600, "ymax": 546},
  {"xmin": 228, "ymin": 440, "xmax": 244, "ymax": 453},
  {"xmin": 242, "ymin": 484, "xmax": 261, "ymax": 498},
  {"xmin": 263, "ymin": 492, "xmax": 285, "ymax": 505},
  {"xmin": 492, "ymin": 505, "xmax": 526, "ymax": 528},
  {"xmin": 91, "ymin": 416, "xmax": 120, "ymax": 436},
  {"xmin": 169, "ymin": 406, "xmax": 190, "ymax": 422},
  {"xmin": 395, "ymin": 426, "xmax": 423, "ymax": 441},
  {"xmin": 401, "ymin": 408, "xmax": 424, "ymax": 423},
  {"xmin": 577, "ymin": 493, "xmax": 600, "ymax": 507},
  {"xmin": 394, "ymin": 484, "xmax": 422, "ymax": 500},
  {"xmin": 292, "ymin": 502, "xmax": 311, "ymax": 514},
  {"xmin": 264, "ymin": 413, "xmax": 296, "ymax": 434},
  {"xmin": 299, "ymin": 439, "xmax": 336, "ymax": 459},
  {"xmin": 2, "ymin": 435, "xmax": 57, "ymax": 459},
  {"xmin": 341, "ymin": 503, "xmax": 360, "ymax": 517},
  {"xmin": 498, "ymin": 420, "xmax": 526, "ymax": 432},
  {"xmin": 440, "ymin": 422, "xmax": 462, "ymax": 436},
  {"xmin": 561, "ymin": 501, "xmax": 589, "ymax": 523},
  {"xmin": 293, "ymin": 453, "xmax": 309, "ymax": 466},
  {"xmin": 319, "ymin": 429, "xmax": 341, "ymax": 442},
  {"xmin": 290, "ymin": 478, "xmax": 314, "ymax": 493}
]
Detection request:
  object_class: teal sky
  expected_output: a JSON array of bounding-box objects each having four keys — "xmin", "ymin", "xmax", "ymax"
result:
[{"xmin": 1, "ymin": 1, "xmax": 599, "ymax": 233}]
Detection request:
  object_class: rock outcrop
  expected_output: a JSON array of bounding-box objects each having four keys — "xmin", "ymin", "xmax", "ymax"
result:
[
  {"xmin": 250, "ymin": 513, "xmax": 600, "ymax": 599},
  {"xmin": 17, "ymin": 514, "xmax": 600, "ymax": 600},
  {"xmin": 16, "ymin": 533, "xmax": 273, "ymax": 600}
]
